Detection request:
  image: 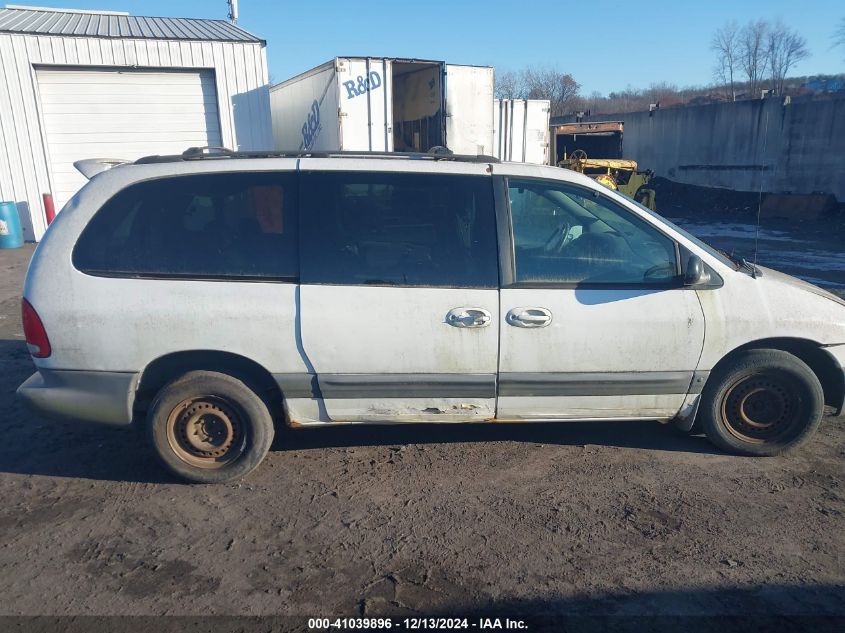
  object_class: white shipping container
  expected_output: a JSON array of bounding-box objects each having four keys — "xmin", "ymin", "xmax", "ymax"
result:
[
  {"xmin": 493, "ymin": 99, "xmax": 551, "ymax": 164},
  {"xmin": 270, "ymin": 58, "xmax": 494, "ymax": 156}
]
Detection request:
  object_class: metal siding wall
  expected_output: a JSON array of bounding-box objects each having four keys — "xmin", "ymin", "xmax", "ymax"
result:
[
  {"xmin": 254, "ymin": 43, "xmax": 271, "ymax": 148},
  {"xmin": 555, "ymin": 97, "xmax": 845, "ymax": 200},
  {"xmin": 0, "ymin": 32, "xmax": 271, "ymax": 240},
  {"xmin": 0, "ymin": 34, "xmax": 51, "ymax": 240},
  {"xmin": 211, "ymin": 41, "xmax": 235, "ymax": 148}
]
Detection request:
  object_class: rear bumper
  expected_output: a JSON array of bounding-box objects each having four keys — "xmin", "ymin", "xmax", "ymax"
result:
[{"xmin": 17, "ymin": 369, "xmax": 137, "ymax": 426}]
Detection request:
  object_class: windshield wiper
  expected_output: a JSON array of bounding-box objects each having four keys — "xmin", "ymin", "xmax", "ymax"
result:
[
  {"xmin": 739, "ymin": 257, "xmax": 762, "ymax": 277},
  {"xmin": 715, "ymin": 248, "xmax": 761, "ymax": 276},
  {"xmin": 715, "ymin": 248, "xmax": 743, "ymax": 270}
]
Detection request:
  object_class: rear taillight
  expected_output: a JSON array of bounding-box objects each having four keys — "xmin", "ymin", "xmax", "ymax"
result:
[{"xmin": 21, "ymin": 299, "xmax": 51, "ymax": 358}]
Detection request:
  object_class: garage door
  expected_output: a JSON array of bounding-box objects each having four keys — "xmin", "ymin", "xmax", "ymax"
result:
[{"xmin": 37, "ymin": 68, "xmax": 223, "ymax": 210}]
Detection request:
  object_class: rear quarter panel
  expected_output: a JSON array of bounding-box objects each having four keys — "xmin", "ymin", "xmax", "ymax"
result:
[{"xmin": 24, "ymin": 159, "xmax": 308, "ymax": 378}]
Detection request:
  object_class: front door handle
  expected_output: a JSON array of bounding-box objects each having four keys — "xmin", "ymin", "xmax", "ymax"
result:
[
  {"xmin": 446, "ymin": 307, "xmax": 492, "ymax": 328},
  {"xmin": 506, "ymin": 307, "xmax": 552, "ymax": 328}
]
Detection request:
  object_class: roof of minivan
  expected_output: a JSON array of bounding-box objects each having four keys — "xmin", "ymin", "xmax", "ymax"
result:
[
  {"xmin": 134, "ymin": 148, "xmax": 499, "ymax": 165},
  {"xmin": 76, "ymin": 148, "xmax": 596, "ymax": 194},
  {"xmin": 80, "ymin": 150, "xmax": 587, "ymax": 184},
  {"xmin": 74, "ymin": 154, "xmax": 586, "ymax": 201}
]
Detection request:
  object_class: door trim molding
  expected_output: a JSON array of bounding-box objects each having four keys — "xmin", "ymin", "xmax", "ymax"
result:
[
  {"xmin": 498, "ymin": 371, "xmax": 698, "ymax": 397},
  {"xmin": 273, "ymin": 373, "xmax": 318, "ymax": 399},
  {"xmin": 274, "ymin": 373, "xmax": 497, "ymax": 399}
]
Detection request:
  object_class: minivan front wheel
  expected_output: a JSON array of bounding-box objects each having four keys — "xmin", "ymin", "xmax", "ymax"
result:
[
  {"xmin": 700, "ymin": 349, "xmax": 823, "ymax": 456},
  {"xmin": 147, "ymin": 371, "xmax": 274, "ymax": 483}
]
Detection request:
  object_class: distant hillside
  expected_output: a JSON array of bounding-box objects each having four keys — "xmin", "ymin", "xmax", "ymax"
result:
[{"xmin": 568, "ymin": 74, "xmax": 845, "ymax": 117}]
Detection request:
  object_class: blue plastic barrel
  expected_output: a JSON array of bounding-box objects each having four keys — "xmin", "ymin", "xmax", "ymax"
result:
[{"xmin": 0, "ymin": 201, "xmax": 23, "ymax": 249}]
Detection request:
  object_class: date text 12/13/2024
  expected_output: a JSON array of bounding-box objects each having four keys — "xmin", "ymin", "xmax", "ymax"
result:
[{"xmin": 308, "ymin": 617, "xmax": 529, "ymax": 630}]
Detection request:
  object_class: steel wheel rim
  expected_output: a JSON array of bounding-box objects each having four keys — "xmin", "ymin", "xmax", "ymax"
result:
[
  {"xmin": 166, "ymin": 396, "xmax": 247, "ymax": 469},
  {"xmin": 720, "ymin": 373, "xmax": 801, "ymax": 444}
]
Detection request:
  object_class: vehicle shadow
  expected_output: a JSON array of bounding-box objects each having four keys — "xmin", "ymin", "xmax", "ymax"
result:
[
  {"xmin": 402, "ymin": 584, "xmax": 845, "ymax": 632},
  {"xmin": 0, "ymin": 338, "xmax": 718, "ymax": 483},
  {"xmin": 275, "ymin": 418, "xmax": 717, "ymax": 454},
  {"xmin": 0, "ymin": 339, "xmax": 171, "ymax": 484}
]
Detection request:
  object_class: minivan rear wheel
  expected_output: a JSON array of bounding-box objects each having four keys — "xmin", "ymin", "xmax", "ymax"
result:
[
  {"xmin": 699, "ymin": 349, "xmax": 823, "ymax": 456},
  {"xmin": 147, "ymin": 371, "xmax": 274, "ymax": 483}
]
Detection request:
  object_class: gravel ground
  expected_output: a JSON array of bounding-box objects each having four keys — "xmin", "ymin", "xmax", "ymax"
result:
[{"xmin": 0, "ymin": 202, "xmax": 843, "ymax": 627}]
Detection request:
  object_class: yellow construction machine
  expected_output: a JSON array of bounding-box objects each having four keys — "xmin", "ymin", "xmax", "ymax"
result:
[
  {"xmin": 559, "ymin": 150, "xmax": 657, "ymax": 210},
  {"xmin": 551, "ymin": 121, "xmax": 657, "ymax": 210}
]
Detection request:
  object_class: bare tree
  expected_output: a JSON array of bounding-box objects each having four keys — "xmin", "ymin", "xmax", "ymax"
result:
[
  {"xmin": 494, "ymin": 70, "xmax": 524, "ymax": 99},
  {"xmin": 584, "ymin": 90, "xmax": 604, "ymax": 113},
  {"xmin": 833, "ymin": 17, "xmax": 845, "ymax": 60},
  {"xmin": 522, "ymin": 67, "xmax": 580, "ymax": 116},
  {"xmin": 739, "ymin": 20, "xmax": 768, "ymax": 97},
  {"xmin": 644, "ymin": 82, "xmax": 683, "ymax": 107},
  {"xmin": 494, "ymin": 67, "xmax": 580, "ymax": 116},
  {"xmin": 766, "ymin": 20, "xmax": 810, "ymax": 95},
  {"xmin": 605, "ymin": 85, "xmax": 641, "ymax": 113},
  {"xmin": 711, "ymin": 21, "xmax": 740, "ymax": 100}
]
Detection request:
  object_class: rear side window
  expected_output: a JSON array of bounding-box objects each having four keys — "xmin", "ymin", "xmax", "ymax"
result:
[
  {"xmin": 73, "ymin": 172, "xmax": 298, "ymax": 280},
  {"xmin": 299, "ymin": 171, "xmax": 498, "ymax": 288}
]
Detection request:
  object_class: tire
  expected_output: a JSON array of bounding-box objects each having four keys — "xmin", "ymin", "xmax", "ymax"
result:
[
  {"xmin": 147, "ymin": 370, "xmax": 275, "ymax": 483},
  {"xmin": 699, "ymin": 349, "xmax": 823, "ymax": 456}
]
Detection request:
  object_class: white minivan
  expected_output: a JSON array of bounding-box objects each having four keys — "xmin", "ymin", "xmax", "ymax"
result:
[{"xmin": 17, "ymin": 149, "xmax": 845, "ymax": 483}]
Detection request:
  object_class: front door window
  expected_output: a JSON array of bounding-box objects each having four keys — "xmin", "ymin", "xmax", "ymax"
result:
[{"xmin": 508, "ymin": 179, "xmax": 678, "ymax": 285}]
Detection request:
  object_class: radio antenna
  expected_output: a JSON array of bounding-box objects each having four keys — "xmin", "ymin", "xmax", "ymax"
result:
[
  {"xmin": 752, "ymin": 109, "xmax": 769, "ymax": 279},
  {"xmin": 227, "ymin": 0, "xmax": 239, "ymax": 24}
]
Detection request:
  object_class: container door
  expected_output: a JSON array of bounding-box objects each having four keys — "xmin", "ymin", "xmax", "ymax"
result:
[
  {"xmin": 336, "ymin": 58, "xmax": 392, "ymax": 151},
  {"xmin": 296, "ymin": 161, "xmax": 500, "ymax": 422},
  {"xmin": 493, "ymin": 100, "xmax": 550, "ymax": 164},
  {"xmin": 497, "ymin": 176, "xmax": 705, "ymax": 420},
  {"xmin": 445, "ymin": 65, "xmax": 494, "ymax": 155},
  {"xmin": 493, "ymin": 99, "xmax": 503, "ymax": 159},
  {"xmin": 495, "ymin": 99, "xmax": 522, "ymax": 161},
  {"xmin": 523, "ymin": 100, "xmax": 551, "ymax": 165}
]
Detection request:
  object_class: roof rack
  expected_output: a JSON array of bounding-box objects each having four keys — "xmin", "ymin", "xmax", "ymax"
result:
[{"xmin": 134, "ymin": 146, "xmax": 500, "ymax": 165}]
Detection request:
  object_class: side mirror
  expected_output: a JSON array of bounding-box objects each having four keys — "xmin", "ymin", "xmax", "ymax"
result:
[{"xmin": 684, "ymin": 255, "xmax": 706, "ymax": 286}]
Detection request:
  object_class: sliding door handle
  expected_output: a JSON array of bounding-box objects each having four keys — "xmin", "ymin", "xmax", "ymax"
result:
[{"xmin": 447, "ymin": 307, "xmax": 492, "ymax": 328}]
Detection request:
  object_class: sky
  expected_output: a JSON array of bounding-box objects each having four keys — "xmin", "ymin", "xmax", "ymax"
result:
[{"xmin": 5, "ymin": 0, "xmax": 844, "ymax": 94}]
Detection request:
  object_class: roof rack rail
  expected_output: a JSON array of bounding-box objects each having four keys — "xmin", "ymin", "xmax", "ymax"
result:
[{"xmin": 134, "ymin": 146, "xmax": 500, "ymax": 165}]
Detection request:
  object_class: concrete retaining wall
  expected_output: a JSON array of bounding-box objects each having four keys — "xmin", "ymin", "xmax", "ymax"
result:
[{"xmin": 554, "ymin": 96, "xmax": 845, "ymax": 201}]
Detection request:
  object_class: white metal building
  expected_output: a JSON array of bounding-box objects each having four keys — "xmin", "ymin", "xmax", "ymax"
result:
[{"xmin": 0, "ymin": 5, "xmax": 273, "ymax": 241}]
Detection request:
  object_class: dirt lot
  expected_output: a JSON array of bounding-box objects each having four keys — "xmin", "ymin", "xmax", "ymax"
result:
[{"xmin": 0, "ymin": 201, "xmax": 843, "ymax": 628}]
